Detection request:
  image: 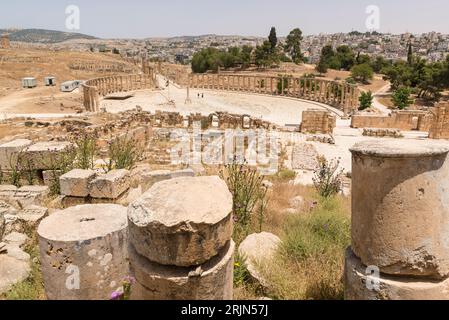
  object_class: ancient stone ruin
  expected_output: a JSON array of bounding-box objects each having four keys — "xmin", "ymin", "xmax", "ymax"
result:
[
  {"xmin": 300, "ymin": 109, "xmax": 336, "ymax": 134},
  {"xmin": 189, "ymin": 73, "xmax": 359, "ymax": 116},
  {"xmin": 37, "ymin": 204, "xmax": 129, "ymax": 300},
  {"xmin": 345, "ymin": 139, "xmax": 449, "ymax": 299},
  {"xmin": 128, "ymin": 176, "xmax": 234, "ymax": 300}
]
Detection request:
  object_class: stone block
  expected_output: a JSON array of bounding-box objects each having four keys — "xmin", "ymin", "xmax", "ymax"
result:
[
  {"xmin": 89, "ymin": 169, "xmax": 130, "ymax": 199},
  {"xmin": 22, "ymin": 141, "xmax": 73, "ymax": 170},
  {"xmin": 60, "ymin": 169, "xmax": 97, "ymax": 197},
  {"xmin": 37, "ymin": 204, "xmax": 129, "ymax": 300},
  {"xmin": 128, "ymin": 176, "xmax": 233, "ymax": 267},
  {"xmin": 140, "ymin": 170, "xmax": 171, "ymax": 191},
  {"xmin": 130, "ymin": 240, "xmax": 234, "ymax": 300},
  {"xmin": 170, "ymin": 168, "xmax": 195, "ymax": 179},
  {"xmin": 0, "ymin": 139, "xmax": 33, "ymax": 169},
  {"xmin": 43, "ymin": 170, "xmax": 63, "ymax": 186}
]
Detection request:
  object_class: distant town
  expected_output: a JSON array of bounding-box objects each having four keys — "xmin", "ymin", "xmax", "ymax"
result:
[{"xmin": 2, "ymin": 28, "xmax": 449, "ymax": 64}]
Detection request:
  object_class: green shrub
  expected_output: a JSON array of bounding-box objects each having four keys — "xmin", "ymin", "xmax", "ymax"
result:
[
  {"xmin": 312, "ymin": 157, "xmax": 344, "ymax": 198},
  {"xmin": 220, "ymin": 160, "xmax": 268, "ymax": 244},
  {"xmin": 104, "ymin": 136, "xmax": 141, "ymax": 172}
]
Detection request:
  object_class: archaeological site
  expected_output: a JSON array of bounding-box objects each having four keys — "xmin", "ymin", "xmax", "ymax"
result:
[{"xmin": 1, "ymin": 2, "xmax": 449, "ymax": 312}]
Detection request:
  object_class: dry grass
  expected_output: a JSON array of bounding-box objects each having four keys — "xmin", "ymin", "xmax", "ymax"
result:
[{"xmin": 235, "ymin": 178, "xmax": 351, "ymax": 300}]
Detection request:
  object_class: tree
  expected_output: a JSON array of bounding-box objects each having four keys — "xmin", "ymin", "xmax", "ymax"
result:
[
  {"xmin": 268, "ymin": 27, "xmax": 278, "ymax": 51},
  {"xmin": 285, "ymin": 28, "xmax": 304, "ymax": 64},
  {"xmin": 359, "ymin": 91, "xmax": 374, "ymax": 110},
  {"xmin": 254, "ymin": 41, "xmax": 273, "ymax": 68},
  {"xmin": 336, "ymin": 45, "xmax": 355, "ymax": 70},
  {"xmin": 316, "ymin": 59, "xmax": 328, "ymax": 74},
  {"xmin": 240, "ymin": 45, "xmax": 253, "ymax": 68},
  {"xmin": 392, "ymin": 87, "xmax": 414, "ymax": 109},
  {"xmin": 351, "ymin": 63, "xmax": 374, "ymax": 83},
  {"xmin": 407, "ymin": 41, "xmax": 413, "ymax": 66}
]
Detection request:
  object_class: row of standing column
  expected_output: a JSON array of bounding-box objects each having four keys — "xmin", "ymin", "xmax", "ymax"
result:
[
  {"xmin": 189, "ymin": 74, "xmax": 358, "ymax": 114},
  {"xmin": 83, "ymin": 74, "xmax": 155, "ymax": 112}
]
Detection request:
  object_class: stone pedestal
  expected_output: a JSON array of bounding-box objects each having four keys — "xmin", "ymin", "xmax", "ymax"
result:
[
  {"xmin": 128, "ymin": 176, "xmax": 234, "ymax": 300},
  {"xmin": 344, "ymin": 248, "xmax": 449, "ymax": 300},
  {"xmin": 346, "ymin": 139, "xmax": 449, "ymax": 300},
  {"xmin": 37, "ymin": 204, "xmax": 128, "ymax": 300},
  {"xmin": 350, "ymin": 139, "xmax": 449, "ymax": 279},
  {"xmin": 128, "ymin": 176, "xmax": 233, "ymax": 267},
  {"xmin": 130, "ymin": 241, "xmax": 234, "ymax": 300}
]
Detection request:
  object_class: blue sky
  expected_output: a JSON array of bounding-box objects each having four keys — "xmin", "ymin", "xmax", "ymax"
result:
[{"xmin": 1, "ymin": 0, "xmax": 448, "ymax": 38}]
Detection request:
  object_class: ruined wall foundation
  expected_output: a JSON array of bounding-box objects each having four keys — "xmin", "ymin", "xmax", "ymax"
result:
[{"xmin": 300, "ymin": 109, "xmax": 336, "ymax": 134}]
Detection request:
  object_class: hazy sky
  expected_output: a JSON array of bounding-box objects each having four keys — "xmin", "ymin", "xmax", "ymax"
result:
[{"xmin": 1, "ymin": 0, "xmax": 448, "ymax": 38}]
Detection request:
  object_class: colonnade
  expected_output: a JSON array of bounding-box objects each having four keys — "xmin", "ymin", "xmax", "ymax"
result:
[{"xmin": 189, "ymin": 74, "xmax": 359, "ymax": 115}]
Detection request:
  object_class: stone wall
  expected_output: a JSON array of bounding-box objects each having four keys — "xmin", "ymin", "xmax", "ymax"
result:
[
  {"xmin": 351, "ymin": 110, "xmax": 434, "ymax": 131},
  {"xmin": 429, "ymin": 103, "xmax": 449, "ymax": 139},
  {"xmin": 189, "ymin": 73, "xmax": 359, "ymax": 115},
  {"xmin": 69, "ymin": 60, "xmax": 137, "ymax": 73},
  {"xmin": 300, "ymin": 109, "xmax": 336, "ymax": 134}
]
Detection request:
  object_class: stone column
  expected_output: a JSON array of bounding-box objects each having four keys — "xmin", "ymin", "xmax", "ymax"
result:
[
  {"xmin": 345, "ymin": 140, "xmax": 449, "ymax": 300},
  {"xmin": 128, "ymin": 176, "xmax": 234, "ymax": 300},
  {"xmin": 38, "ymin": 204, "xmax": 129, "ymax": 300}
]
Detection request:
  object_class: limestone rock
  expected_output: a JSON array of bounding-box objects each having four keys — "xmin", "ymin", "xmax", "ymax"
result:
[
  {"xmin": 0, "ymin": 139, "xmax": 33, "ymax": 170},
  {"xmin": 37, "ymin": 204, "xmax": 129, "ymax": 300},
  {"xmin": 289, "ymin": 196, "xmax": 304, "ymax": 209},
  {"xmin": 128, "ymin": 176, "xmax": 233, "ymax": 267},
  {"xmin": 17, "ymin": 205, "xmax": 48, "ymax": 226},
  {"xmin": 22, "ymin": 141, "xmax": 73, "ymax": 170},
  {"xmin": 0, "ymin": 254, "xmax": 31, "ymax": 294},
  {"xmin": 89, "ymin": 169, "xmax": 130, "ymax": 199},
  {"xmin": 130, "ymin": 240, "xmax": 234, "ymax": 300},
  {"xmin": 291, "ymin": 143, "xmax": 319, "ymax": 170},
  {"xmin": 170, "ymin": 168, "xmax": 195, "ymax": 179},
  {"xmin": 60, "ymin": 169, "xmax": 97, "ymax": 197},
  {"xmin": 42, "ymin": 170, "xmax": 62, "ymax": 187},
  {"xmin": 345, "ymin": 248, "xmax": 449, "ymax": 300},
  {"xmin": 351, "ymin": 139, "xmax": 449, "ymax": 279},
  {"xmin": 238, "ymin": 232, "xmax": 281, "ymax": 286},
  {"xmin": 140, "ymin": 170, "xmax": 171, "ymax": 191},
  {"xmin": 4, "ymin": 232, "xmax": 28, "ymax": 247}
]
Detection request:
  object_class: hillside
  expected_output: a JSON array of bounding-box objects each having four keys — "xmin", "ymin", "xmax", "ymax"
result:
[{"xmin": 0, "ymin": 28, "xmax": 97, "ymax": 44}]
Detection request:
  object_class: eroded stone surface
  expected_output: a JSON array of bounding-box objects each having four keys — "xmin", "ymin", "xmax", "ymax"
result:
[
  {"xmin": 344, "ymin": 248, "xmax": 449, "ymax": 300},
  {"xmin": 351, "ymin": 139, "xmax": 449, "ymax": 279},
  {"xmin": 128, "ymin": 176, "xmax": 233, "ymax": 267},
  {"xmin": 60, "ymin": 169, "xmax": 97, "ymax": 197},
  {"xmin": 37, "ymin": 204, "xmax": 129, "ymax": 300},
  {"xmin": 130, "ymin": 240, "xmax": 234, "ymax": 300},
  {"xmin": 22, "ymin": 141, "xmax": 73, "ymax": 170},
  {"xmin": 291, "ymin": 143, "xmax": 319, "ymax": 170},
  {"xmin": 238, "ymin": 232, "xmax": 281, "ymax": 286},
  {"xmin": 89, "ymin": 169, "xmax": 130, "ymax": 199},
  {"xmin": 0, "ymin": 139, "xmax": 33, "ymax": 169}
]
